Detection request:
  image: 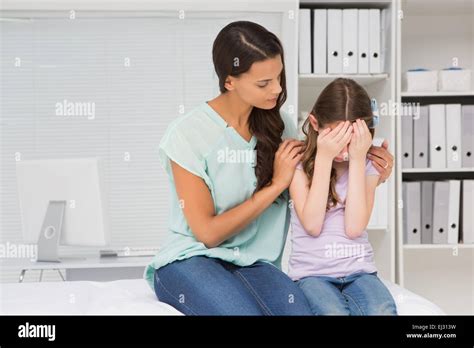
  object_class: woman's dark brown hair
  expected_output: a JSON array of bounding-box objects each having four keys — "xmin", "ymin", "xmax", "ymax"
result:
[
  {"xmin": 301, "ymin": 78, "xmax": 375, "ymax": 211},
  {"xmin": 212, "ymin": 21, "xmax": 287, "ymax": 202}
]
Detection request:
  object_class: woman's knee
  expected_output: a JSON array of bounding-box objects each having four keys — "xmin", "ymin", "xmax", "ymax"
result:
[
  {"xmin": 153, "ymin": 257, "xmax": 264, "ymax": 315},
  {"xmin": 154, "ymin": 270, "xmax": 198, "ymax": 315}
]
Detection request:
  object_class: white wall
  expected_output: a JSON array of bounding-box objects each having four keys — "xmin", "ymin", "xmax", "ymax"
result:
[{"xmin": 0, "ymin": 1, "xmax": 298, "ymax": 283}]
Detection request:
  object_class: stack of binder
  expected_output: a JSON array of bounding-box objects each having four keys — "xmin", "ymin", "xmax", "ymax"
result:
[
  {"xmin": 402, "ymin": 104, "xmax": 474, "ymax": 169},
  {"xmin": 299, "ymin": 8, "xmax": 386, "ymax": 74},
  {"xmin": 403, "ymin": 180, "xmax": 473, "ymax": 245}
]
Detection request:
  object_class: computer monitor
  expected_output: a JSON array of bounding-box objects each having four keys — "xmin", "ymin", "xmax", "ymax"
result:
[{"xmin": 16, "ymin": 158, "xmax": 110, "ymax": 262}]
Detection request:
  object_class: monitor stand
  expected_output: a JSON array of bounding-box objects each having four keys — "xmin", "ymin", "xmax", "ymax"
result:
[{"xmin": 36, "ymin": 200, "xmax": 66, "ymax": 262}]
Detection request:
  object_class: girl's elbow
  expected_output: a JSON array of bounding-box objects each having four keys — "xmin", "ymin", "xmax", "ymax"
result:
[
  {"xmin": 345, "ymin": 229, "xmax": 361, "ymax": 239},
  {"xmin": 344, "ymin": 214, "xmax": 369, "ymax": 239},
  {"xmin": 308, "ymin": 229, "xmax": 322, "ymax": 237},
  {"xmin": 302, "ymin": 222, "xmax": 322, "ymax": 237},
  {"xmin": 345, "ymin": 225, "xmax": 367, "ymax": 239}
]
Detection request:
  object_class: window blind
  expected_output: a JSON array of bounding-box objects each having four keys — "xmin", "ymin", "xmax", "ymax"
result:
[{"xmin": 0, "ymin": 9, "xmax": 296, "ymax": 282}]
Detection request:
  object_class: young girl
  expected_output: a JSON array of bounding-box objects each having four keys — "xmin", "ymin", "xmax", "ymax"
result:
[{"xmin": 288, "ymin": 78, "xmax": 397, "ymax": 315}]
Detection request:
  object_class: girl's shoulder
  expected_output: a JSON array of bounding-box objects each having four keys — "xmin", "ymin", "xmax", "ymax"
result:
[{"xmin": 365, "ymin": 157, "xmax": 380, "ymax": 176}]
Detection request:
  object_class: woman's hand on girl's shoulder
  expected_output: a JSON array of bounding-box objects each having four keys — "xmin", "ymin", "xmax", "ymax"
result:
[
  {"xmin": 367, "ymin": 139, "xmax": 394, "ymax": 184},
  {"xmin": 272, "ymin": 139, "xmax": 305, "ymax": 190}
]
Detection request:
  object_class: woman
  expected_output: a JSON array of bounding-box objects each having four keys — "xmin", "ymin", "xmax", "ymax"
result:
[{"xmin": 144, "ymin": 21, "xmax": 394, "ymax": 315}]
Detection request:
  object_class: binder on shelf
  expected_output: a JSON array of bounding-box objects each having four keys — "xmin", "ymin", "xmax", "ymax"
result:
[
  {"xmin": 432, "ymin": 181, "xmax": 450, "ymax": 244},
  {"xmin": 368, "ymin": 9, "xmax": 381, "ymax": 74},
  {"xmin": 342, "ymin": 9, "xmax": 358, "ymax": 74},
  {"xmin": 429, "ymin": 104, "xmax": 447, "ymax": 169},
  {"xmin": 327, "ymin": 9, "xmax": 342, "ymax": 74},
  {"xmin": 402, "ymin": 182, "xmax": 408, "ymax": 243},
  {"xmin": 401, "ymin": 113, "xmax": 413, "ymax": 169},
  {"xmin": 420, "ymin": 181, "xmax": 434, "ymax": 244},
  {"xmin": 445, "ymin": 104, "xmax": 462, "ymax": 169},
  {"xmin": 358, "ymin": 9, "xmax": 369, "ymax": 74},
  {"xmin": 298, "ymin": 9, "xmax": 312, "ymax": 74},
  {"xmin": 462, "ymin": 180, "xmax": 474, "ymax": 244},
  {"xmin": 447, "ymin": 180, "xmax": 461, "ymax": 244},
  {"xmin": 461, "ymin": 105, "xmax": 474, "ymax": 168},
  {"xmin": 403, "ymin": 182, "xmax": 421, "ymax": 244},
  {"xmin": 413, "ymin": 106, "xmax": 429, "ymax": 168},
  {"xmin": 313, "ymin": 9, "xmax": 327, "ymax": 74}
]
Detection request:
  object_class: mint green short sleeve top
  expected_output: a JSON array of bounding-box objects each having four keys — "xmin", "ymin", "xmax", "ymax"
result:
[{"xmin": 144, "ymin": 102, "xmax": 298, "ymax": 290}]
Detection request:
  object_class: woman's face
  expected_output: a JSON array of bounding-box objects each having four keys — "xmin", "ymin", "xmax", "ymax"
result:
[{"xmin": 227, "ymin": 55, "xmax": 283, "ymax": 110}]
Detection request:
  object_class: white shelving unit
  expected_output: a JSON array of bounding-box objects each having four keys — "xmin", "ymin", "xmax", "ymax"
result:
[
  {"xmin": 395, "ymin": 0, "xmax": 474, "ymax": 314},
  {"xmin": 401, "ymin": 91, "xmax": 474, "ymax": 97},
  {"xmin": 299, "ymin": 73, "xmax": 389, "ymax": 87},
  {"xmin": 297, "ymin": 0, "xmax": 397, "ymax": 282},
  {"xmin": 402, "ymin": 168, "xmax": 474, "ymax": 174},
  {"xmin": 404, "ymin": 244, "xmax": 474, "ymax": 250},
  {"xmin": 298, "ymin": 0, "xmax": 473, "ymax": 313}
]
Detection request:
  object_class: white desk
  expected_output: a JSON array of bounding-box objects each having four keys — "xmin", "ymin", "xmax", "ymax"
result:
[{"xmin": 0, "ymin": 256, "xmax": 153, "ymax": 282}]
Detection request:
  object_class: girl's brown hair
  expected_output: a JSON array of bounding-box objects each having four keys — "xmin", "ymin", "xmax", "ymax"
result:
[{"xmin": 301, "ymin": 78, "xmax": 375, "ymax": 210}]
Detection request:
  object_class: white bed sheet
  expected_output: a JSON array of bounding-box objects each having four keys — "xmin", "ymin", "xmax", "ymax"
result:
[
  {"xmin": 0, "ymin": 278, "xmax": 444, "ymax": 315},
  {"xmin": 0, "ymin": 278, "xmax": 182, "ymax": 315}
]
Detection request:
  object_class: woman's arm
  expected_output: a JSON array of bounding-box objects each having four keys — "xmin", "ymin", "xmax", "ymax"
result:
[
  {"xmin": 289, "ymin": 155, "xmax": 333, "ymax": 237},
  {"xmin": 171, "ymin": 139, "xmax": 303, "ymax": 248}
]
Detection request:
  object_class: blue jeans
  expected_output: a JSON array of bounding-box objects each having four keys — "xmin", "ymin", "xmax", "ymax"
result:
[
  {"xmin": 154, "ymin": 256, "xmax": 313, "ymax": 315},
  {"xmin": 297, "ymin": 272, "xmax": 397, "ymax": 315}
]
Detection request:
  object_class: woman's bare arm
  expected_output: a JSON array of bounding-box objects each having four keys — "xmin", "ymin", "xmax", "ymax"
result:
[{"xmin": 171, "ymin": 139, "xmax": 304, "ymax": 248}]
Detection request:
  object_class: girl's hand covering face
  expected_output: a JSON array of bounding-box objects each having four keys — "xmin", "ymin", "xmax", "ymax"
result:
[
  {"xmin": 348, "ymin": 119, "xmax": 373, "ymax": 161},
  {"xmin": 316, "ymin": 121, "xmax": 352, "ymax": 161}
]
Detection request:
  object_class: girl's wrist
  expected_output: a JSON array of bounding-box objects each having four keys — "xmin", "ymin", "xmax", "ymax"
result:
[
  {"xmin": 314, "ymin": 154, "xmax": 333, "ymax": 174},
  {"xmin": 315, "ymin": 152, "xmax": 333, "ymax": 165},
  {"xmin": 350, "ymin": 149, "xmax": 370, "ymax": 162},
  {"xmin": 349, "ymin": 154, "xmax": 365, "ymax": 161},
  {"xmin": 349, "ymin": 156, "xmax": 366, "ymax": 166}
]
